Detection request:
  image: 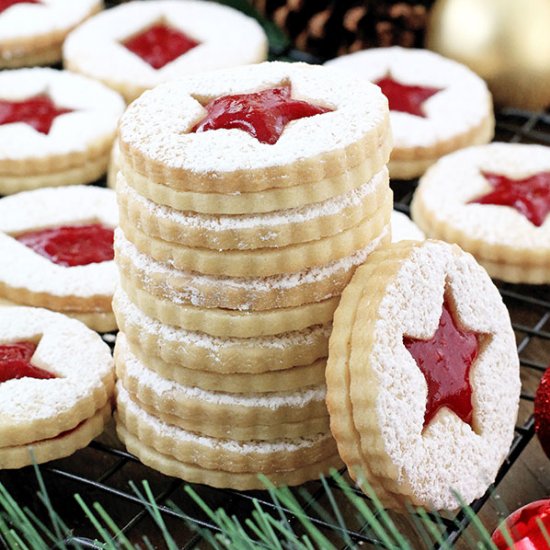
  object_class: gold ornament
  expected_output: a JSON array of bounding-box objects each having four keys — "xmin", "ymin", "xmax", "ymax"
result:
[{"xmin": 426, "ymin": 0, "xmax": 550, "ymax": 110}]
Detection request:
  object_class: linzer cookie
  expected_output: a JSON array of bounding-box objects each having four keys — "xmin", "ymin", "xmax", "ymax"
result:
[
  {"xmin": 326, "ymin": 240, "xmax": 520, "ymax": 510},
  {"xmin": 325, "ymin": 47, "xmax": 494, "ymax": 179},
  {"xmin": 0, "ymin": 0, "xmax": 101, "ymax": 68},
  {"xmin": 391, "ymin": 210, "xmax": 425, "ymax": 243},
  {"xmin": 0, "ymin": 306, "xmax": 114, "ymax": 469},
  {"xmin": 0, "ymin": 68, "xmax": 124, "ymax": 194},
  {"xmin": 411, "ymin": 143, "xmax": 550, "ymax": 284},
  {"xmin": 63, "ymin": 0, "xmax": 268, "ymax": 103},
  {"xmin": 0, "ymin": 186, "xmax": 118, "ymax": 331}
]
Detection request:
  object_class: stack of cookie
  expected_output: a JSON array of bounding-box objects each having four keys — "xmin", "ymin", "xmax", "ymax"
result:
[{"xmin": 113, "ymin": 61, "xmax": 393, "ymax": 489}]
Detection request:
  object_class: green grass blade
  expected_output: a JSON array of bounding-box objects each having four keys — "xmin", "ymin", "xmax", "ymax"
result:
[
  {"xmin": 91, "ymin": 502, "xmax": 134, "ymax": 550},
  {"xmin": 251, "ymin": 501, "xmax": 283, "ymax": 550},
  {"xmin": 405, "ymin": 504, "xmax": 435, "ymax": 549},
  {"xmin": 415, "ymin": 507, "xmax": 450, "ymax": 550},
  {"xmin": 74, "ymin": 494, "xmax": 116, "ymax": 550},
  {"xmin": 451, "ymin": 492, "xmax": 497, "ymax": 550}
]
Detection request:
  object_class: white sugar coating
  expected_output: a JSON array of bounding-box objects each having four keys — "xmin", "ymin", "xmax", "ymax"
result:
[
  {"xmin": 117, "ymin": 383, "xmax": 329, "ymax": 453},
  {"xmin": 0, "ymin": 68, "xmax": 124, "ymax": 160},
  {"xmin": 0, "ymin": 186, "xmax": 118, "ymax": 298},
  {"xmin": 391, "ymin": 211, "xmax": 425, "ymax": 243},
  {"xmin": 357, "ymin": 240, "xmax": 519, "ymax": 509},
  {"xmin": 63, "ymin": 0, "xmax": 267, "ymax": 91},
  {"xmin": 120, "ymin": 342, "xmax": 326, "ymax": 409},
  {"xmin": 118, "ymin": 168, "xmax": 386, "ymax": 230},
  {"xmin": 0, "ymin": 306, "xmax": 113, "ymax": 422},
  {"xmin": 114, "ymin": 286, "xmax": 331, "ymax": 351},
  {"xmin": 115, "ymin": 226, "xmax": 388, "ymax": 297},
  {"xmin": 325, "ymin": 47, "xmax": 492, "ymax": 150},
  {"xmin": 0, "ymin": 0, "xmax": 100, "ymax": 42},
  {"xmin": 413, "ymin": 143, "xmax": 550, "ymax": 250},
  {"xmin": 118, "ymin": 61, "xmax": 388, "ymax": 173}
]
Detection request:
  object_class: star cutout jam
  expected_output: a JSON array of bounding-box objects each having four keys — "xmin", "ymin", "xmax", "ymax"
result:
[
  {"xmin": 374, "ymin": 75, "xmax": 442, "ymax": 118},
  {"xmin": 17, "ymin": 224, "xmax": 115, "ymax": 267},
  {"xmin": 0, "ymin": 0, "xmax": 40, "ymax": 14},
  {"xmin": 469, "ymin": 171, "xmax": 550, "ymax": 227},
  {"xmin": 0, "ymin": 341, "xmax": 55, "ymax": 383},
  {"xmin": 192, "ymin": 84, "xmax": 333, "ymax": 145},
  {"xmin": 403, "ymin": 299, "xmax": 481, "ymax": 429},
  {"xmin": 122, "ymin": 23, "xmax": 199, "ymax": 70},
  {"xmin": 0, "ymin": 95, "xmax": 73, "ymax": 135}
]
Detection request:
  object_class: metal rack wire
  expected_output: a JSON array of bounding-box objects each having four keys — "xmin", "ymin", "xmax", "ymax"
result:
[{"xmin": 0, "ymin": 109, "xmax": 547, "ymax": 550}]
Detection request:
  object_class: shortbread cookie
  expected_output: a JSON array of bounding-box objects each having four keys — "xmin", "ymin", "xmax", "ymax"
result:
[
  {"xmin": 63, "ymin": 0, "xmax": 268, "ymax": 103},
  {"xmin": 325, "ymin": 47, "xmax": 493, "ymax": 179},
  {"xmin": 115, "ymin": 226, "xmax": 389, "ymax": 311},
  {"xmin": 117, "ymin": 332, "xmax": 325, "ymax": 394},
  {"xmin": 122, "ymin": 158, "xmax": 389, "ymax": 215},
  {"xmin": 391, "ymin": 210, "xmax": 425, "ymax": 243},
  {"xmin": 119, "ymin": 195, "xmax": 391, "ymax": 277},
  {"xmin": 118, "ymin": 61, "xmax": 391, "ymax": 193},
  {"xmin": 113, "ymin": 288, "xmax": 330, "ymax": 373},
  {"xmin": 0, "ymin": 68, "xmax": 124, "ymax": 194},
  {"xmin": 0, "ymin": 186, "xmax": 118, "ymax": 330},
  {"xmin": 0, "ymin": 0, "xmax": 101, "ymax": 68},
  {"xmin": 117, "ymin": 386, "xmax": 336, "ymax": 472},
  {"xmin": 0, "ymin": 403, "xmax": 110, "ymax": 469},
  {"xmin": 107, "ymin": 138, "xmax": 119, "ymax": 189},
  {"xmin": 411, "ymin": 143, "xmax": 550, "ymax": 284},
  {"xmin": 117, "ymin": 423, "xmax": 342, "ymax": 490},
  {"xmin": 0, "ymin": 306, "xmax": 114, "ymax": 451},
  {"xmin": 326, "ymin": 240, "xmax": 520, "ymax": 510},
  {"xmin": 117, "ymin": 167, "xmax": 391, "ymax": 250},
  {"xmin": 120, "ymin": 280, "xmax": 338, "ymax": 338},
  {"xmin": 115, "ymin": 347, "xmax": 329, "ymax": 440}
]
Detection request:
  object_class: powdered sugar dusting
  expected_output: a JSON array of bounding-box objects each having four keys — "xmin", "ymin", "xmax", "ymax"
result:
[
  {"xmin": 326, "ymin": 47, "xmax": 492, "ymax": 149},
  {"xmin": 391, "ymin": 210, "xmax": 425, "ymax": 243}
]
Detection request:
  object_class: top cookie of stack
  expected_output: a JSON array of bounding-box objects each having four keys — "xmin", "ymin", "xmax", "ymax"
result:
[{"xmin": 114, "ymin": 61, "xmax": 393, "ymax": 488}]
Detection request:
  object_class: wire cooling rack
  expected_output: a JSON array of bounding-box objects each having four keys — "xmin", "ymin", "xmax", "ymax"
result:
[{"xmin": 1, "ymin": 1, "xmax": 549, "ymax": 546}]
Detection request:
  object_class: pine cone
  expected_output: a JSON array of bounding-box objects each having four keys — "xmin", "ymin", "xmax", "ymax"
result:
[{"xmin": 249, "ymin": 0, "xmax": 435, "ymax": 60}]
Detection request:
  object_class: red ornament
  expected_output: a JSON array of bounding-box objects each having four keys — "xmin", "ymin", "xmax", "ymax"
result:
[
  {"xmin": 192, "ymin": 85, "xmax": 333, "ymax": 145},
  {"xmin": 374, "ymin": 76, "xmax": 442, "ymax": 118},
  {"xmin": 0, "ymin": 95, "xmax": 73, "ymax": 135},
  {"xmin": 469, "ymin": 171, "xmax": 550, "ymax": 227},
  {"xmin": 403, "ymin": 299, "xmax": 481, "ymax": 429},
  {"xmin": 535, "ymin": 366, "xmax": 550, "ymax": 460},
  {"xmin": 492, "ymin": 500, "xmax": 550, "ymax": 549}
]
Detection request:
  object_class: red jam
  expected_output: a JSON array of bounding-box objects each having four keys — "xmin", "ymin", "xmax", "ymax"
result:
[
  {"xmin": 192, "ymin": 85, "xmax": 333, "ymax": 145},
  {"xmin": 122, "ymin": 23, "xmax": 199, "ymax": 70},
  {"xmin": 492, "ymin": 500, "xmax": 550, "ymax": 550},
  {"xmin": 403, "ymin": 300, "xmax": 479, "ymax": 429},
  {"xmin": 0, "ymin": 95, "xmax": 72, "ymax": 135},
  {"xmin": 374, "ymin": 76, "xmax": 441, "ymax": 118},
  {"xmin": 0, "ymin": 341, "xmax": 54, "ymax": 383},
  {"xmin": 17, "ymin": 224, "xmax": 114, "ymax": 267},
  {"xmin": 0, "ymin": 0, "xmax": 40, "ymax": 14},
  {"xmin": 470, "ymin": 171, "xmax": 550, "ymax": 227}
]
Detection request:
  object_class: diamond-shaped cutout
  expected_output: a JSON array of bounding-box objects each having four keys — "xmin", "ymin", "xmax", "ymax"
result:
[{"xmin": 122, "ymin": 20, "xmax": 199, "ymax": 70}]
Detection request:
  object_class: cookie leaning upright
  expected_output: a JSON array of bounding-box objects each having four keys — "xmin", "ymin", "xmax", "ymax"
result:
[
  {"xmin": 325, "ymin": 47, "xmax": 494, "ymax": 180},
  {"xmin": 326, "ymin": 240, "xmax": 520, "ymax": 510},
  {"xmin": 0, "ymin": 306, "xmax": 114, "ymax": 469},
  {"xmin": 113, "ymin": 61, "xmax": 393, "ymax": 489}
]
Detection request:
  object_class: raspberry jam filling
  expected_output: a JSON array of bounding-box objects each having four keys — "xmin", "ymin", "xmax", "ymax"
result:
[
  {"xmin": 470, "ymin": 171, "xmax": 550, "ymax": 227},
  {"xmin": 0, "ymin": 341, "xmax": 54, "ymax": 383},
  {"xmin": 192, "ymin": 85, "xmax": 333, "ymax": 145},
  {"xmin": 374, "ymin": 76, "xmax": 441, "ymax": 118},
  {"xmin": 0, "ymin": 0, "xmax": 40, "ymax": 14},
  {"xmin": 17, "ymin": 224, "xmax": 114, "ymax": 267},
  {"xmin": 122, "ymin": 23, "xmax": 199, "ymax": 70},
  {"xmin": 0, "ymin": 95, "xmax": 72, "ymax": 135},
  {"xmin": 403, "ymin": 300, "xmax": 479, "ymax": 429}
]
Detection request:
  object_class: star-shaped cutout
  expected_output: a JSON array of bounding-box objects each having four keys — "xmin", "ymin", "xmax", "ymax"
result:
[
  {"xmin": 0, "ymin": 0, "xmax": 40, "ymax": 14},
  {"xmin": 192, "ymin": 84, "xmax": 333, "ymax": 145},
  {"xmin": 469, "ymin": 171, "xmax": 550, "ymax": 227},
  {"xmin": 0, "ymin": 94, "xmax": 73, "ymax": 135},
  {"xmin": 374, "ymin": 75, "xmax": 442, "ymax": 118},
  {"xmin": 0, "ymin": 341, "xmax": 55, "ymax": 383},
  {"xmin": 403, "ymin": 298, "xmax": 481, "ymax": 429},
  {"xmin": 17, "ymin": 224, "xmax": 114, "ymax": 267},
  {"xmin": 122, "ymin": 23, "xmax": 199, "ymax": 70}
]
